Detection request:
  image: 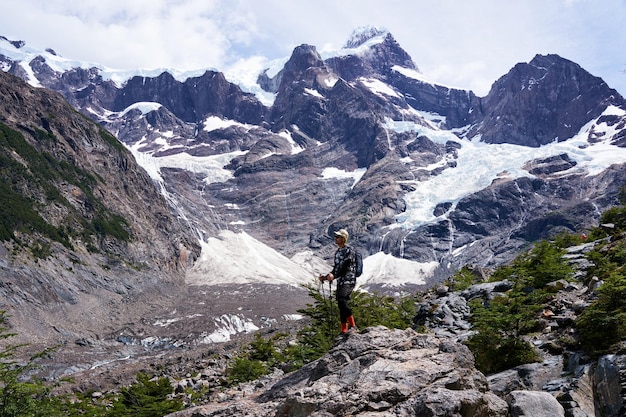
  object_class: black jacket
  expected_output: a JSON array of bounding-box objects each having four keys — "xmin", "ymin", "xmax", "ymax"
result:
[{"xmin": 332, "ymin": 245, "xmax": 357, "ymax": 286}]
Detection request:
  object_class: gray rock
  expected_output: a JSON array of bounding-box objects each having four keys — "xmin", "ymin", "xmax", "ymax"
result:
[
  {"xmin": 508, "ymin": 390, "xmax": 565, "ymax": 417},
  {"xmin": 404, "ymin": 387, "xmax": 508, "ymax": 417},
  {"xmin": 461, "ymin": 280, "xmax": 514, "ymax": 301},
  {"xmin": 488, "ymin": 355, "xmax": 564, "ymax": 396},
  {"xmin": 414, "ymin": 292, "xmax": 473, "ymax": 340},
  {"xmin": 595, "ymin": 354, "xmax": 626, "ymax": 417}
]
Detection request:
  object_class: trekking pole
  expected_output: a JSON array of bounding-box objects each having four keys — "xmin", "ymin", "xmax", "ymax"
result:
[
  {"xmin": 320, "ymin": 276, "xmax": 327, "ymax": 308},
  {"xmin": 320, "ymin": 276, "xmax": 334, "ymax": 344},
  {"xmin": 328, "ymin": 279, "xmax": 334, "ymax": 339},
  {"xmin": 319, "ymin": 275, "xmax": 329, "ymax": 326}
]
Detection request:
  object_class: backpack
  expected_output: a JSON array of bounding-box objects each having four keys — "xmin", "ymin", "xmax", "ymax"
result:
[{"xmin": 353, "ymin": 249, "xmax": 363, "ymax": 277}]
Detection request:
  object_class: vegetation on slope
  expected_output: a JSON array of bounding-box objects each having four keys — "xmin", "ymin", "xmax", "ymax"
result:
[
  {"xmin": 0, "ymin": 122, "xmax": 131, "ymax": 258},
  {"xmin": 460, "ymin": 193, "xmax": 626, "ymax": 374},
  {"xmin": 576, "ymin": 200, "xmax": 626, "ymax": 356},
  {"xmin": 463, "ymin": 239, "xmax": 573, "ymax": 374}
]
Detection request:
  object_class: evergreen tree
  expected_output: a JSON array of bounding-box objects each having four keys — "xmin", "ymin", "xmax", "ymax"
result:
[
  {"xmin": 108, "ymin": 373, "xmax": 183, "ymax": 417},
  {"xmin": 0, "ymin": 311, "xmax": 67, "ymax": 417}
]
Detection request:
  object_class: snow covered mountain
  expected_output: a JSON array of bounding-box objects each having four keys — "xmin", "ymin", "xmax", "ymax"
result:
[
  {"xmin": 1, "ymin": 26, "xmax": 626, "ymax": 358},
  {"xmin": 2, "ymin": 28, "xmax": 626, "ymax": 289}
]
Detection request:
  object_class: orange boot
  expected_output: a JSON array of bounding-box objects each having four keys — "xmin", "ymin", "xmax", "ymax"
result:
[
  {"xmin": 347, "ymin": 315, "xmax": 357, "ymax": 330},
  {"xmin": 341, "ymin": 322, "xmax": 348, "ymax": 333}
]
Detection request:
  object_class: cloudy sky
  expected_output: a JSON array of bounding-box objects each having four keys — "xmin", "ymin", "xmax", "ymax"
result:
[{"xmin": 1, "ymin": 0, "xmax": 625, "ymax": 97}]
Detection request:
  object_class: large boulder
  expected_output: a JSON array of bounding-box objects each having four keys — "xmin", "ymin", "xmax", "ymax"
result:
[
  {"xmin": 595, "ymin": 354, "xmax": 626, "ymax": 417},
  {"xmin": 169, "ymin": 326, "xmax": 508, "ymax": 416},
  {"xmin": 507, "ymin": 390, "xmax": 565, "ymax": 417}
]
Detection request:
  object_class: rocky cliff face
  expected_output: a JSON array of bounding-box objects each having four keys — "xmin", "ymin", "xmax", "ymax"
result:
[
  {"xmin": 0, "ymin": 70, "xmax": 200, "ymax": 345},
  {"xmin": 469, "ymin": 54, "xmax": 624, "ymax": 147}
]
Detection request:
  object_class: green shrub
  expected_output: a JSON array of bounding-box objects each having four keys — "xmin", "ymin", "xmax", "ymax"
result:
[
  {"xmin": 465, "ymin": 327, "xmax": 539, "ymax": 374},
  {"xmin": 292, "ymin": 284, "xmax": 342, "ymax": 362},
  {"xmin": 574, "ymin": 210, "xmax": 626, "ymax": 356},
  {"xmin": 351, "ymin": 291, "xmax": 417, "ymax": 330},
  {"xmin": 552, "ymin": 231, "xmax": 587, "ymax": 248},
  {"xmin": 586, "ymin": 203, "xmax": 626, "ymax": 240},
  {"xmin": 466, "ymin": 290, "xmax": 542, "ymax": 374},
  {"xmin": 226, "ymin": 357, "xmax": 267, "ymax": 384},
  {"xmin": 490, "ymin": 239, "xmax": 572, "ymax": 288},
  {"xmin": 225, "ymin": 332, "xmax": 287, "ymax": 384},
  {"xmin": 446, "ymin": 266, "xmax": 484, "ymax": 291},
  {"xmin": 247, "ymin": 333, "xmax": 282, "ymax": 365},
  {"xmin": 576, "ymin": 264, "xmax": 626, "ymax": 355},
  {"xmin": 464, "ymin": 239, "xmax": 571, "ymax": 374},
  {"xmin": 108, "ymin": 373, "xmax": 183, "ymax": 417},
  {"xmin": 598, "ymin": 205, "xmax": 626, "ymax": 232}
]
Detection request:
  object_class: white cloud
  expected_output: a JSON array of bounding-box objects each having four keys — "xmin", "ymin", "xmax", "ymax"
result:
[
  {"xmin": 1, "ymin": 0, "xmax": 625, "ymax": 96},
  {"xmin": 2, "ymin": 0, "xmax": 257, "ymax": 71}
]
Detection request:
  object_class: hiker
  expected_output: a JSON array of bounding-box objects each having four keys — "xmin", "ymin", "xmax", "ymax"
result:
[{"xmin": 319, "ymin": 229, "xmax": 357, "ymax": 334}]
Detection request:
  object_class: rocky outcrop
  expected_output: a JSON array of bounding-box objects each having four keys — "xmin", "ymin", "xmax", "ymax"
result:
[
  {"xmin": 168, "ymin": 326, "xmax": 510, "ymax": 417},
  {"xmin": 508, "ymin": 390, "xmax": 565, "ymax": 417},
  {"xmin": 524, "ymin": 153, "xmax": 578, "ymax": 176},
  {"xmin": 413, "ymin": 279, "xmax": 513, "ymax": 340},
  {"xmin": 167, "ymin": 326, "xmax": 599, "ymax": 417},
  {"xmin": 595, "ymin": 355, "xmax": 626, "ymax": 417}
]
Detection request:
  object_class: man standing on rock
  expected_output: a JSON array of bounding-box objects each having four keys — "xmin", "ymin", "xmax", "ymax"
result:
[{"xmin": 319, "ymin": 229, "xmax": 357, "ymax": 334}]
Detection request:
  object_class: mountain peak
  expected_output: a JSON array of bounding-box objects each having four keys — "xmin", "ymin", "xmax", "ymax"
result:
[
  {"xmin": 344, "ymin": 25, "xmax": 389, "ymax": 48},
  {"xmin": 0, "ymin": 35, "xmax": 25, "ymax": 49},
  {"xmin": 528, "ymin": 53, "xmax": 573, "ymax": 68}
]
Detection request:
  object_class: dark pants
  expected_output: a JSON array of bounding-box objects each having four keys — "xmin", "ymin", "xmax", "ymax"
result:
[{"xmin": 336, "ymin": 283, "xmax": 355, "ymax": 323}]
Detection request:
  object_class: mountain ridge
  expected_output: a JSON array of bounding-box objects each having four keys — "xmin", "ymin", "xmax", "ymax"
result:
[{"xmin": 2, "ymin": 30, "xmax": 626, "ymax": 281}]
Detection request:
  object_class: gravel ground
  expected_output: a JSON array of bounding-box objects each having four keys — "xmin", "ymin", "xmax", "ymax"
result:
[{"xmin": 21, "ymin": 283, "xmax": 314, "ymax": 393}]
